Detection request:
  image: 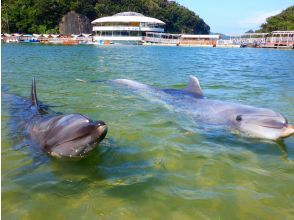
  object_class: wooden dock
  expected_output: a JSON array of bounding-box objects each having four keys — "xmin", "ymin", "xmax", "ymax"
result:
[{"xmin": 261, "ymin": 31, "xmax": 294, "ymax": 49}]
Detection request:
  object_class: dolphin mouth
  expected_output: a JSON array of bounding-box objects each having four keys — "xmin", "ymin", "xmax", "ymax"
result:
[
  {"xmin": 250, "ymin": 118, "xmax": 288, "ymax": 129},
  {"xmin": 55, "ymin": 121, "xmax": 107, "ymax": 147},
  {"xmin": 258, "ymin": 124, "xmax": 286, "ymax": 129},
  {"xmin": 49, "ymin": 122, "xmax": 108, "ymax": 159},
  {"xmin": 280, "ymin": 125, "xmax": 294, "ymax": 138},
  {"xmin": 97, "ymin": 124, "xmax": 108, "ymax": 141},
  {"xmin": 250, "ymin": 117, "xmax": 288, "ymax": 129}
]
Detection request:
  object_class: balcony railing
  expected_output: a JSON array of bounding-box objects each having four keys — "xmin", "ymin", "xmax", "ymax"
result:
[
  {"xmin": 94, "ymin": 36, "xmax": 142, "ymax": 41},
  {"xmin": 143, "ymin": 36, "xmax": 179, "ymax": 44},
  {"xmin": 93, "ymin": 26, "xmax": 164, "ymax": 32}
]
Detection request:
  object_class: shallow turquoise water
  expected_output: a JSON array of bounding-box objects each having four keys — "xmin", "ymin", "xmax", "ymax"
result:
[{"xmin": 2, "ymin": 44, "xmax": 294, "ymax": 219}]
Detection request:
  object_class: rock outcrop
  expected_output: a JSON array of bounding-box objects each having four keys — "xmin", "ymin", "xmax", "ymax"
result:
[{"xmin": 59, "ymin": 11, "xmax": 92, "ymax": 35}]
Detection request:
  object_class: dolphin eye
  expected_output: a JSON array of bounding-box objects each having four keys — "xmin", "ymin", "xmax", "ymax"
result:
[{"xmin": 236, "ymin": 115, "xmax": 242, "ymax": 122}]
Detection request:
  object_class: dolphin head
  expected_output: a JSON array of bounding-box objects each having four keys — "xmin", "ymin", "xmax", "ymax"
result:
[
  {"xmin": 31, "ymin": 114, "xmax": 108, "ymax": 159},
  {"xmin": 27, "ymin": 79, "xmax": 108, "ymax": 159},
  {"xmin": 231, "ymin": 106, "xmax": 294, "ymax": 140}
]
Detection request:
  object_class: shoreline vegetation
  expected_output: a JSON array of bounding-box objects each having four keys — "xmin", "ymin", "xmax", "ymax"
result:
[
  {"xmin": 1, "ymin": 2, "xmax": 293, "ymax": 49},
  {"xmin": 1, "ymin": 0, "xmax": 210, "ymax": 35},
  {"xmin": 256, "ymin": 6, "xmax": 294, "ymax": 33},
  {"xmin": 1, "ymin": 1, "xmax": 293, "ymax": 36}
]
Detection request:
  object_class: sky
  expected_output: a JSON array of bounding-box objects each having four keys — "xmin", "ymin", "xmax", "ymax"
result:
[{"xmin": 176, "ymin": 0, "xmax": 293, "ymax": 34}]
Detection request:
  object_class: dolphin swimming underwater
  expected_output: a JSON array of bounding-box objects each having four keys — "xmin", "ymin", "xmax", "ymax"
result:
[
  {"xmin": 111, "ymin": 76, "xmax": 294, "ymax": 141},
  {"xmin": 3, "ymin": 79, "xmax": 108, "ymax": 159}
]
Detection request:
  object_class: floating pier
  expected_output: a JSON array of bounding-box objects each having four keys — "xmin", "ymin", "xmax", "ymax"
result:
[
  {"xmin": 261, "ymin": 31, "xmax": 294, "ymax": 49},
  {"xmin": 1, "ymin": 33, "xmax": 94, "ymax": 45},
  {"xmin": 143, "ymin": 32, "xmax": 220, "ymax": 47},
  {"xmin": 2, "ymin": 31, "xmax": 294, "ymax": 49}
]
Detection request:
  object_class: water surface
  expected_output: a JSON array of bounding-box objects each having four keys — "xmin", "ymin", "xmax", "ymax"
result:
[{"xmin": 2, "ymin": 44, "xmax": 294, "ymax": 219}]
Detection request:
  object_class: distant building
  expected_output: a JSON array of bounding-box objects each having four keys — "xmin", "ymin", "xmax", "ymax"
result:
[{"xmin": 91, "ymin": 12, "xmax": 165, "ymax": 44}]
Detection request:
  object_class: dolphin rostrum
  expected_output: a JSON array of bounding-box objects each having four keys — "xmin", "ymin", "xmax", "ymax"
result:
[
  {"xmin": 4, "ymin": 79, "xmax": 108, "ymax": 159},
  {"xmin": 112, "ymin": 76, "xmax": 294, "ymax": 141}
]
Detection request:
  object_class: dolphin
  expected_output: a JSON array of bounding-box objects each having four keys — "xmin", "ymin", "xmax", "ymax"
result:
[
  {"xmin": 3, "ymin": 79, "xmax": 108, "ymax": 160},
  {"xmin": 111, "ymin": 76, "xmax": 294, "ymax": 141}
]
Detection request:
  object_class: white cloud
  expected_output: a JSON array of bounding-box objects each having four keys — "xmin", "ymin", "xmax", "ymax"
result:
[{"xmin": 240, "ymin": 10, "xmax": 282, "ymax": 27}]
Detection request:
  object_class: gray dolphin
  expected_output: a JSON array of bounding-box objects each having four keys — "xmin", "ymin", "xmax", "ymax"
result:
[
  {"xmin": 4, "ymin": 79, "xmax": 108, "ymax": 160},
  {"xmin": 112, "ymin": 76, "xmax": 294, "ymax": 141}
]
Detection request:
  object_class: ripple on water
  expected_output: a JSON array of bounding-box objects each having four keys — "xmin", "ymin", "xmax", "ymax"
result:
[{"xmin": 1, "ymin": 44, "xmax": 294, "ymax": 219}]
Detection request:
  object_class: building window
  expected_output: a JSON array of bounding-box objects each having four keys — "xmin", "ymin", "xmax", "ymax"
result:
[
  {"xmin": 113, "ymin": 31, "xmax": 120, "ymax": 36},
  {"xmin": 121, "ymin": 31, "xmax": 129, "ymax": 36},
  {"xmin": 130, "ymin": 31, "xmax": 139, "ymax": 36}
]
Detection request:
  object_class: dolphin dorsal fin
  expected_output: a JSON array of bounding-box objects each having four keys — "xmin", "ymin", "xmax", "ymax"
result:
[
  {"xmin": 31, "ymin": 78, "xmax": 48, "ymax": 114},
  {"xmin": 31, "ymin": 78, "xmax": 39, "ymax": 108},
  {"xmin": 182, "ymin": 75, "xmax": 204, "ymax": 97}
]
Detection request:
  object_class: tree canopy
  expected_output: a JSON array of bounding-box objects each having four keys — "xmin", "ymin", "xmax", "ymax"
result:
[
  {"xmin": 1, "ymin": 0, "xmax": 210, "ymax": 34},
  {"xmin": 256, "ymin": 6, "xmax": 294, "ymax": 32}
]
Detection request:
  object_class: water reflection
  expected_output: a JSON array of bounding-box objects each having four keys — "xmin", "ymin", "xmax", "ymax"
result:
[{"xmin": 2, "ymin": 44, "xmax": 293, "ymax": 219}]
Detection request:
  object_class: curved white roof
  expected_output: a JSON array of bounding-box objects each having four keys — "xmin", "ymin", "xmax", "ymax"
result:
[{"xmin": 92, "ymin": 11, "xmax": 165, "ymax": 25}]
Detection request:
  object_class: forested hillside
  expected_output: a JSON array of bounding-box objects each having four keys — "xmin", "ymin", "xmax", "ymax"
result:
[
  {"xmin": 257, "ymin": 6, "xmax": 294, "ymax": 32},
  {"xmin": 1, "ymin": 0, "xmax": 210, "ymax": 34}
]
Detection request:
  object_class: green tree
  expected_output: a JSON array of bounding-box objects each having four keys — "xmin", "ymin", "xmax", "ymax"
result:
[
  {"xmin": 257, "ymin": 6, "xmax": 294, "ymax": 32},
  {"xmin": 1, "ymin": 0, "xmax": 210, "ymax": 34}
]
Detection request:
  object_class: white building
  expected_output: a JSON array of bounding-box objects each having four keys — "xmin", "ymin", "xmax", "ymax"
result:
[{"xmin": 91, "ymin": 12, "xmax": 165, "ymax": 44}]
